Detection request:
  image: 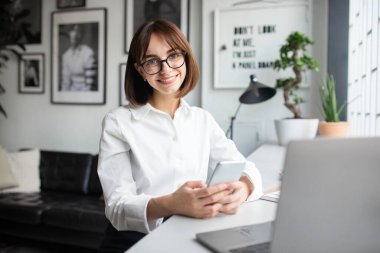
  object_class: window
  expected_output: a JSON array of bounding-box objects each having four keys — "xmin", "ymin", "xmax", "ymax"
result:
[{"xmin": 348, "ymin": 0, "xmax": 380, "ymax": 136}]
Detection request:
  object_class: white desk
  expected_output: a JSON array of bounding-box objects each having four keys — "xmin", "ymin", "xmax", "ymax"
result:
[
  {"xmin": 127, "ymin": 200, "xmax": 277, "ymax": 253},
  {"xmin": 246, "ymin": 144, "xmax": 286, "ymax": 193},
  {"xmin": 126, "ymin": 144, "xmax": 285, "ymax": 253}
]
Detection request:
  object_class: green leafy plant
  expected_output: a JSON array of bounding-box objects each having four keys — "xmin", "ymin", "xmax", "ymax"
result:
[
  {"xmin": 0, "ymin": 0, "xmax": 34, "ymax": 118},
  {"xmin": 273, "ymin": 31, "xmax": 319, "ymax": 118},
  {"xmin": 320, "ymin": 75, "xmax": 347, "ymax": 122}
]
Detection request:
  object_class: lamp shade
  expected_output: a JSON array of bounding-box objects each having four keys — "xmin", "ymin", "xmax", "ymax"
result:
[{"xmin": 239, "ymin": 74, "xmax": 276, "ymax": 104}]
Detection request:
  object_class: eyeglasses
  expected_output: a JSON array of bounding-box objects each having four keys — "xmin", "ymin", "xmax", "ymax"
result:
[{"xmin": 140, "ymin": 52, "xmax": 186, "ymax": 75}]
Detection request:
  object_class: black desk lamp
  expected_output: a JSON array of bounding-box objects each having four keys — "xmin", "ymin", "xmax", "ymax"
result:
[{"xmin": 226, "ymin": 74, "xmax": 276, "ymax": 140}]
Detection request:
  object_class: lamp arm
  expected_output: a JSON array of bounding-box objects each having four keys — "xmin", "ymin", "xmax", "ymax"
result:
[
  {"xmin": 225, "ymin": 103, "xmax": 242, "ymax": 140},
  {"xmin": 232, "ymin": 102, "xmax": 243, "ymax": 119}
]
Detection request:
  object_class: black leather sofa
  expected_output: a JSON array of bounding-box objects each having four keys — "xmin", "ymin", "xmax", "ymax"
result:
[{"xmin": 0, "ymin": 150, "xmax": 109, "ymax": 252}]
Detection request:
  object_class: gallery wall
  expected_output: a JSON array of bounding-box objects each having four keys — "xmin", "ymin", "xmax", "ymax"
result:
[
  {"xmin": 0, "ymin": 0, "xmax": 327, "ymax": 156},
  {"xmin": 0, "ymin": 0, "xmax": 201, "ymax": 153}
]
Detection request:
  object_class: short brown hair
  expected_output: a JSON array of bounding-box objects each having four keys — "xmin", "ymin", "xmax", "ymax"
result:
[{"xmin": 124, "ymin": 19, "xmax": 199, "ymax": 106}]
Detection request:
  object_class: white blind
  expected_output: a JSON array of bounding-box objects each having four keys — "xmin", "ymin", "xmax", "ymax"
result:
[{"xmin": 348, "ymin": 0, "xmax": 380, "ymax": 136}]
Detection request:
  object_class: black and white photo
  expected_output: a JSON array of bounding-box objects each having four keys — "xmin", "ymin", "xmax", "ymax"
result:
[
  {"xmin": 59, "ymin": 23, "xmax": 98, "ymax": 92},
  {"xmin": 7, "ymin": 0, "xmax": 42, "ymax": 44},
  {"xmin": 51, "ymin": 8, "xmax": 106, "ymax": 104},
  {"xmin": 57, "ymin": 0, "xmax": 86, "ymax": 9},
  {"xmin": 19, "ymin": 53, "xmax": 44, "ymax": 94},
  {"xmin": 124, "ymin": 0, "xmax": 188, "ymax": 53}
]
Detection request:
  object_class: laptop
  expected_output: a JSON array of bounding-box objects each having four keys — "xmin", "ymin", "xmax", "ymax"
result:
[{"xmin": 196, "ymin": 137, "xmax": 380, "ymax": 253}]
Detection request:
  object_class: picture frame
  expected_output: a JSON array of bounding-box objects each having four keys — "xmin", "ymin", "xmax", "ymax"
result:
[
  {"xmin": 8, "ymin": 0, "xmax": 42, "ymax": 44},
  {"xmin": 57, "ymin": 0, "xmax": 86, "ymax": 9},
  {"xmin": 119, "ymin": 63, "xmax": 129, "ymax": 106},
  {"xmin": 213, "ymin": 2, "xmax": 310, "ymax": 89},
  {"xmin": 124, "ymin": 0, "xmax": 189, "ymax": 53},
  {"xmin": 51, "ymin": 8, "xmax": 107, "ymax": 105},
  {"xmin": 19, "ymin": 53, "xmax": 44, "ymax": 94}
]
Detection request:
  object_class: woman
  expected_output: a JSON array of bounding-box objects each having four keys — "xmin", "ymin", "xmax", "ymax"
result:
[{"xmin": 98, "ymin": 19, "xmax": 263, "ymax": 252}]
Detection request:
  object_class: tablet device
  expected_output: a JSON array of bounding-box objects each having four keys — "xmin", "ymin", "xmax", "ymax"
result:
[{"xmin": 206, "ymin": 161, "xmax": 246, "ymax": 186}]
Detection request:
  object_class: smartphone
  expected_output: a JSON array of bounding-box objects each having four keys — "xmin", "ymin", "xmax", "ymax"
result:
[{"xmin": 206, "ymin": 161, "xmax": 246, "ymax": 186}]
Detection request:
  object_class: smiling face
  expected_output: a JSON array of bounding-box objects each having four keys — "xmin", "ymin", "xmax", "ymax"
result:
[{"xmin": 135, "ymin": 33, "xmax": 187, "ymax": 100}]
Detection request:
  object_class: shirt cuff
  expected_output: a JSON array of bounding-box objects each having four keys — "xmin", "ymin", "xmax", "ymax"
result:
[
  {"xmin": 242, "ymin": 169, "xmax": 263, "ymax": 202},
  {"xmin": 143, "ymin": 197, "xmax": 164, "ymax": 233}
]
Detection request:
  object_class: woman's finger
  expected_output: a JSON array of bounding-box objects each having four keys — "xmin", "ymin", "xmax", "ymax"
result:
[{"xmin": 195, "ymin": 183, "xmax": 228, "ymax": 198}]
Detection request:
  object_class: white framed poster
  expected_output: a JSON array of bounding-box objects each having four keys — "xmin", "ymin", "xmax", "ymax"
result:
[{"xmin": 214, "ymin": 1, "xmax": 310, "ymax": 88}]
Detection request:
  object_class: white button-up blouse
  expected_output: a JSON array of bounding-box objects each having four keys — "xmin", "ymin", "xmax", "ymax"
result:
[{"xmin": 97, "ymin": 99, "xmax": 263, "ymax": 234}]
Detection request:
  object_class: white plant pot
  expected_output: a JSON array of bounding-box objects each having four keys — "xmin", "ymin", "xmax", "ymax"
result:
[{"xmin": 275, "ymin": 118, "xmax": 319, "ymax": 146}]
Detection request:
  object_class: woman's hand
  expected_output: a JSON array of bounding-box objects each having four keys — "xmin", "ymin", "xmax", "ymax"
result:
[
  {"xmin": 147, "ymin": 180, "xmax": 231, "ymax": 220},
  {"xmin": 218, "ymin": 176, "xmax": 254, "ymax": 214}
]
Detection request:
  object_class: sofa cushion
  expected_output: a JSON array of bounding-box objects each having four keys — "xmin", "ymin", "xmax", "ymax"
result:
[
  {"xmin": 43, "ymin": 196, "xmax": 108, "ymax": 233},
  {"xmin": 87, "ymin": 155, "xmax": 103, "ymax": 195},
  {"xmin": 40, "ymin": 151, "xmax": 92, "ymax": 194},
  {"xmin": 0, "ymin": 192, "xmax": 50, "ymax": 224},
  {"xmin": 5, "ymin": 149, "xmax": 41, "ymax": 193},
  {"xmin": 0, "ymin": 147, "xmax": 18, "ymax": 190}
]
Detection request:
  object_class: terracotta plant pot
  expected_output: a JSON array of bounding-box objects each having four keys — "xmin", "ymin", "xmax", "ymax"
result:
[{"xmin": 319, "ymin": 121, "xmax": 350, "ymax": 137}]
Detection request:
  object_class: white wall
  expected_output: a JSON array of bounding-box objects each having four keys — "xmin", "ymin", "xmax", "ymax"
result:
[
  {"xmin": 0, "ymin": 0, "xmax": 201, "ymax": 153},
  {"xmin": 0, "ymin": 0, "xmax": 326, "ymax": 155},
  {"xmin": 202, "ymin": 0, "xmax": 328, "ymax": 155}
]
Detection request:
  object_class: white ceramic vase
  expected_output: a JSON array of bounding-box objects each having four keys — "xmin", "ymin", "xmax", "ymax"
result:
[{"xmin": 275, "ymin": 118, "xmax": 319, "ymax": 146}]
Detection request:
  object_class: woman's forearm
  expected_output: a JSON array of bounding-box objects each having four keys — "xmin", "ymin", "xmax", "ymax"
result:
[{"xmin": 147, "ymin": 194, "xmax": 174, "ymax": 220}]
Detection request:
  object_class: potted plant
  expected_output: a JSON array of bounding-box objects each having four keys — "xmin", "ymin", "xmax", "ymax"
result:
[
  {"xmin": 0, "ymin": 0, "xmax": 32, "ymax": 118},
  {"xmin": 273, "ymin": 31, "xmax": 319, "ymax": 145},
  {"xmin": 319, "ymin": 75, "xmax": 349, "ymax": 137}
]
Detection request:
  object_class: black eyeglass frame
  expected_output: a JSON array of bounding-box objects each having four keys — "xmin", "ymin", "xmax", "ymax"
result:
[{"xmin": 139, "ymin": 52, "xmax": 187, "ymax": 75}]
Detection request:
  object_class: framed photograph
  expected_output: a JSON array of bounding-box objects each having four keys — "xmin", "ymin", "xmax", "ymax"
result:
[
  {"xmin": 19, "ymin": 53, "xmax": 44, "ymax": 94},
  {"xmin": 57, "ymin": 0, "xmax": 86, "ymax": 9},
  {"xmin": 51, "ymin": 8, "xmax": 107, "ymax": 105},
  {"xmin": 119, "ymin": 63, "xmax": 129, "ymax": 106},
  {"xmin": 124, "ymin": 0, "xmax": 188, "ymax": 53},
  {"xmin": 7, "ymin": 0, "xmax": 42, "ymax": 44}
]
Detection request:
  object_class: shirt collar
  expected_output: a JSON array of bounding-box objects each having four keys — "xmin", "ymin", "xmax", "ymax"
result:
[
  {"xmin": 178, "ymin": 98, "xmax": 191, "ymax": 115},
  {"xmin": 129, "ymin": 103, "xmax": 153, "ymax": 121},
  {"xmin": 129, "ymin": 98, "xmax": 190, "ymax": 121}
]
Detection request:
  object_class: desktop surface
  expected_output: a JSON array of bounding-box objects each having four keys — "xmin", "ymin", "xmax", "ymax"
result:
[{"xmin": 126, "ymin": 200, "xmax": 277, "ymax": 253}]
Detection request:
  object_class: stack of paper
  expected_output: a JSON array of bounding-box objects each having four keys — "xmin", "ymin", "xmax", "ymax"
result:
[{"xmin": 260, "ymin": 191, "xmax": 280, "ymax": 203}]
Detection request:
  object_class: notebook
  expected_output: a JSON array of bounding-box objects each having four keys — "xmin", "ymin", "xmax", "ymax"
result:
[{"xmin": 196, "ymin": 137, "xmax": 380, "ymax": 253}]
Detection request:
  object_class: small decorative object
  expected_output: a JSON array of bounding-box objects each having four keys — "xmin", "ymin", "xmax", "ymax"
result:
[
  {"xmin": 319, "ymin": 75, "xmax": 349, "ymax": 137},
  {"xmin": 51, "ymin": 8, "xmax": 107, "ymax": 105},
  {"xmin": 225, "ymin": 74, "xmax": 276, "ymax": 140},
  {"xmin": 273, "ymin": 31, "xmax": 319, "ymax": 146},
  {"xmin": 19, "ymin": 53, "xmax": 44, "ymax": 94},
  {"xmin": 57, "ymin": 0, "xmax": 86, "ymax": 9}
]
